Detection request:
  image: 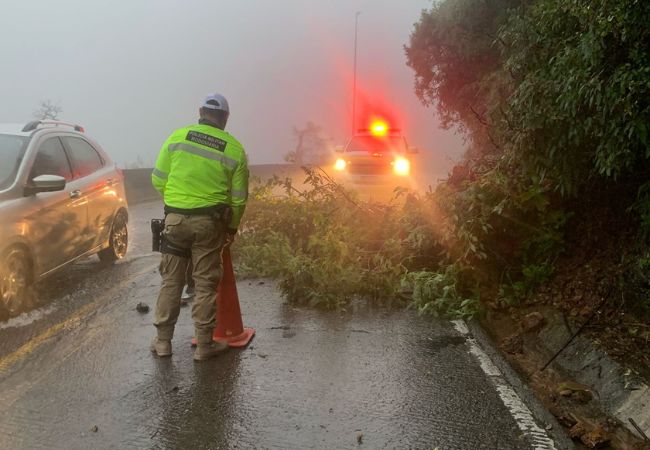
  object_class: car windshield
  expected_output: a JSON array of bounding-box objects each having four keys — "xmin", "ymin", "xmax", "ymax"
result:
[
  {"xmin": 0, "ymin": 134, "xmax": 29, "ymax": 191},
  {"xmin": 347, "ymin": 135, "xmax": 406, "ymax": 153}
]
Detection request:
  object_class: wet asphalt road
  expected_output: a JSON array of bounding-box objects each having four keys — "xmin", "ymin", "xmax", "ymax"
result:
[{"xmin": 0, "ymin": 201, "xmax": 567, "ymax": 449}]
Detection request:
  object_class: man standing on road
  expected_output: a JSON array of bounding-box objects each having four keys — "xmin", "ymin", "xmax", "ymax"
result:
[{"xmin": 150, "ymin": 93, "xmax": 249, "ymax": 361}]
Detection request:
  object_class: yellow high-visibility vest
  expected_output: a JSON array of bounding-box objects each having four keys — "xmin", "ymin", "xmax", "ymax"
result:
[{"xmin": 152, "ymin": 123, "xmax": 249, "ymax": 232}]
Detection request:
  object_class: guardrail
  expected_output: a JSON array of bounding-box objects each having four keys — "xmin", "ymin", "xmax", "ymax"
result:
[
  {"xmin": 123, "ymin": 164, "xmax": 301, "ymax": 205},
  {"xmin": 122, "ymin": 168, "xmax": 160, "ymax": 205}
]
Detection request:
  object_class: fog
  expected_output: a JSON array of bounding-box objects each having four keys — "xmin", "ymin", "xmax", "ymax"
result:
[{"xmin": 0, "ymin": 0, "xmax": 464, "ymax": 179}]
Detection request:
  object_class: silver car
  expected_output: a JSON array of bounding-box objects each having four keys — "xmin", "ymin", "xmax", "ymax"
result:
[{"xmin": 0, "ymin": 120, "xmax": 129, "ymax": 316}]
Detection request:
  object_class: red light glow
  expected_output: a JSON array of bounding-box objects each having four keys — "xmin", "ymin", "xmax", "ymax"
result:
[{"xmin": 370, "ymin": 120, "xmax": 388, "ymax": 136}]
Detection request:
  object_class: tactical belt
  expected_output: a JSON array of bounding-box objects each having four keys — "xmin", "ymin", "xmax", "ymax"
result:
[
  {"xmin": 164, "ymin": 204, "xmax": 230, "ymax": 218},
  {"xmin": 154, "ymin": 203, "xmax": 233, "ymax": 258}
]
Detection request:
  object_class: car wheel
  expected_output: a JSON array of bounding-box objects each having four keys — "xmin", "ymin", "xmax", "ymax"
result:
[
  {"xmin": 98, "ymin": 211, "xmax": 128, "ymax": 264},
  {"xmin": 0, "ymin": 247, "xmax": 32, "ymax": 316}
]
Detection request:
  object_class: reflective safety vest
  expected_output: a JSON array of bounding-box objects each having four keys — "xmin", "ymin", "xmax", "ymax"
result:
[{"xmin": 151, "ymin": 123, "xmax": 249, "ymax": 232}]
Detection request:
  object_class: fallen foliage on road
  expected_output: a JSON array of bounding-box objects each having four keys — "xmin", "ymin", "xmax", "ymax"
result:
[{"xmin": 233, "ymin": 166, "xmax": 564, "ymax": 319}]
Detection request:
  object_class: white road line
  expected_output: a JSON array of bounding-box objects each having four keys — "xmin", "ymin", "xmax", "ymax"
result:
[
  {"xmin": 0, "ymin": 305, "xmax": 58, "ymax": 330},
  {"xmin": 452, "ymin": 320, "xmax": 557, "ymax": 450}
]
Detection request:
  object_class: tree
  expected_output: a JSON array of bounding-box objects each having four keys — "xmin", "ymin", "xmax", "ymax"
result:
[
  {"xmin": 406, "ymin": 0, "xmax": 650, "ymax": 195},
  {"xmin": 405, "ymin": 0, "xmax": 524, "ymax": 150},
  {"xmin": 498, "ymin": 0, "xmax": 650, "ymax": 194},
  {"xmin": 33, "ymin": 100, "xmax": 62, "ymax": 120},
  {"xmin": 284, "ymin": 121, "xmax": 332, "ymax": 166},
  {"xmin": 124, "ymin": 155, "xmax": 146, "ymax": 169}
]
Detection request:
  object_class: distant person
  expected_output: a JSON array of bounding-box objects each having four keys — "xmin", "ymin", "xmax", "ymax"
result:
[
  {"xmin": 150, "ymin": 93, "xmax": 249, "ymax": 361},
  {"xmin": 182, "ymin": 262, "xmax": 195, "ymax": 301}
]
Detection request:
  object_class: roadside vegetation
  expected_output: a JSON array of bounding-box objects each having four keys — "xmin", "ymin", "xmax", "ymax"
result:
[
  {"xmin": 403, "ymin": 0, "xmax": 650, "ymax": 328},
  {"xmin": 236, "ymin": 0, "xmax": 650, "ymax": 338}
]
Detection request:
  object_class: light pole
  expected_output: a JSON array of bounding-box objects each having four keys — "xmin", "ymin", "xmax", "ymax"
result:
[{"xmin": 352, "ymin": 11, "xmax": 361, "ymax": 134}]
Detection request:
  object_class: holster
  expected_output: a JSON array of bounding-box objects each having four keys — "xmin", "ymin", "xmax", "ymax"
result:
[
  {"xmin": 161, "ymin": 237, "xmax": 191, "ymax": 258},
  {"xmin": 151, "ymin": 219, "xmax": 164, "ymax": 252},
  {"xmin": 150, "ymin": 217, "xmax": 192, "ymax": 258}
]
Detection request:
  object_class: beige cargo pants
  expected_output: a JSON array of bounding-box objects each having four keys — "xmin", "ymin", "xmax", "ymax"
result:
[{"xmin": 154, "ymin": 213, "xmax": 226, "ymax": 344}]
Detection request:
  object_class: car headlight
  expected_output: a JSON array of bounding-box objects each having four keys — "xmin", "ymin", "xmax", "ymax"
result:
[
  {"xmin": 393, "ymin": 157, "xmax": 410, "ymax": 176},
  {"xmin": 334, "ymin": 158, "xmax": 347, "ymax": 171}
]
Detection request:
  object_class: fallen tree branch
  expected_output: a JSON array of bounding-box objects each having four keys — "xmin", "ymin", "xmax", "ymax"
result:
[
  {"xmin": 540, "ymin": 286, "xmax": 612, "ymax": 372},
  {"xmin": 628, "ymin": 418, "xmax": 649, "ymax": 442}
]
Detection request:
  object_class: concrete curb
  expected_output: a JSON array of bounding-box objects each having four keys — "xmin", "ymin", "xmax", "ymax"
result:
[
  {"xmin": 465, "ymin": 320, "xmax": 576, "ymax": 450},
  {"xmin": 538, "ymin": 309, "xmax": 650, "ymax": 440}
]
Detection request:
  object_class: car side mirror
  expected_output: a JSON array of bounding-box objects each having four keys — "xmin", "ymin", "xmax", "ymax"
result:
[
  {"xmin": 24, "ymin": 174, "xmax": 66, "ymax": 196},
  {"xmin": 334, "ymin": 145, "xmax": 344, "ymax": 153},
  {"xmin": 408, "ymin": 146, "xmax": 419, "ymax": 154}
]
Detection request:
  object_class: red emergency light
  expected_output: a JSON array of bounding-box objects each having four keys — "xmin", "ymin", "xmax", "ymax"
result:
[
  {"xmin": 354, "ymin": 118, "xmax": 402, "ymax": 137},
  {"xmin": 370, "ymin": 120, "xmax": 388, "ymax": 136},
  {"xmin": 356, "ymin": 127, "xmax": 402, "ymax": 136}
]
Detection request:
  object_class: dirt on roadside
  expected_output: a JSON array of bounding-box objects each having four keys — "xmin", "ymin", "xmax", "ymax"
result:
[
  {"xmin": 481, "ymin": 305, "xmax": 649, "ymax": 449},
  {"xmin": 480, "ymin": 185, "xmax": 650, "ymax": 449}
]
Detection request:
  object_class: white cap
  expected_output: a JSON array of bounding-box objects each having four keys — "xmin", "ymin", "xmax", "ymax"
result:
[{"xmin": 201, "ymin": 93, "xmax": 229, "ymax": 115}]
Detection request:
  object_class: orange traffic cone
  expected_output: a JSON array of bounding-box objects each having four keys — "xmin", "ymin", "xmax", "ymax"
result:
[{"xmin": 190, "ymin": 247, "xmax": 255, "ymax": 348}]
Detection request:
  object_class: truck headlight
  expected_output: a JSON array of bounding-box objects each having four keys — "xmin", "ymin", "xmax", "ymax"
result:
[
  {"xmin": 334, "ymin": 158, "xmax": 347, "ymax": 171},
  {"xmin": 393, "ymin": 157, "xmax": 410, "ymax": 176}
]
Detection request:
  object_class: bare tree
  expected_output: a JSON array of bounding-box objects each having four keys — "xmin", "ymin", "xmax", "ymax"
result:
[
  {"xmin": 33, "ymin": 100, "xmax": 62, "ymax": 120},
  {"xmin": 125, "ymin": 155, "xmax": 146, "ymax": 169},
  {"xmin": 285, "ymin": 121, "xmax": 332, "ymax": 166}
]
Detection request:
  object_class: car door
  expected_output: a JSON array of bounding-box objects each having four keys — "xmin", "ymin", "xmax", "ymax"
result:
[
  {"xmin": 61, "ymin": 136, "xmax": 115, "ymax": 251},
  {"xmin": 24, "ymin": 136, "xmax": 89, "ymax": 274}
]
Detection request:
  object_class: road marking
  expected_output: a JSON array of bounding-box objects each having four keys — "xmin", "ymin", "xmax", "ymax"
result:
[
  {"xmin": 0, "ymin": 304, "xmax": 58, "ymax": 330},
  {"xmin": 0, "ymin": 301, "xmax": 98, "ymax": 375},
  {"xmin": 0, "ymin": 260, "xmax": 159, "ymax": 376},
  {"xmin": 452, "ymin": 320, "xmax": 557, "ymax": 450}
]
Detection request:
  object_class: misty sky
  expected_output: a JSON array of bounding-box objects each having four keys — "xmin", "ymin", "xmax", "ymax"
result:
[{"xmin": 0, "ymin": 0, "xmax": 464, "ymax": 179}]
